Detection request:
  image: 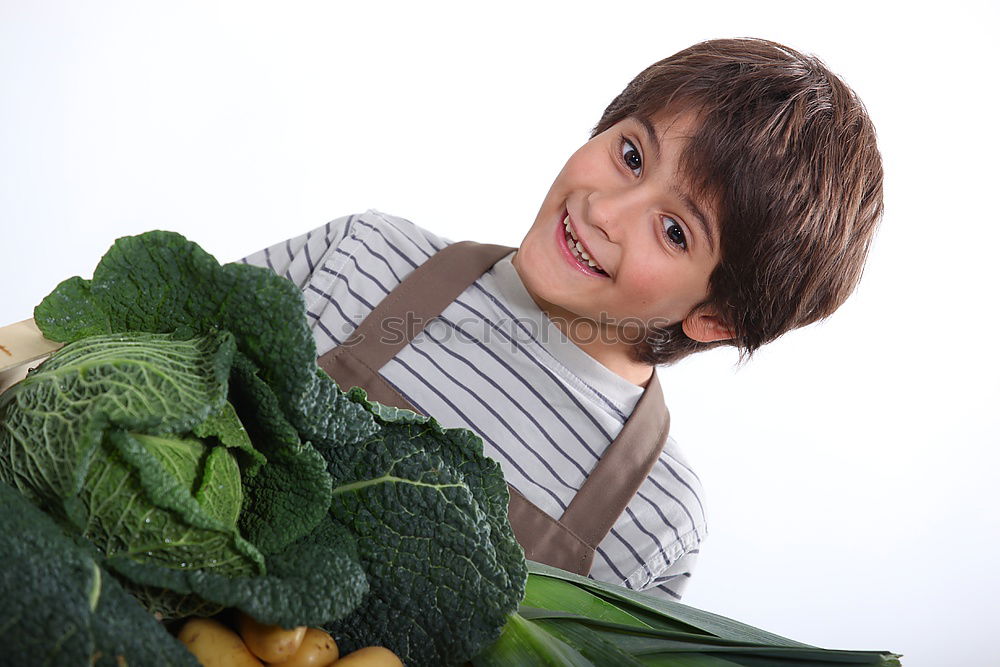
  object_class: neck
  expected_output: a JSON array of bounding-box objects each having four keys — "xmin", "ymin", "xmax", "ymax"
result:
[
  {"xmin": 556, "ymin": 316, "xmax": 655, "ymax": 388},
  {"xmin": 531, "ymin": 298, "xmax": 655, "ymax": 388}
]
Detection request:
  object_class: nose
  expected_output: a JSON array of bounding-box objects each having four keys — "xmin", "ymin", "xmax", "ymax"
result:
[{"xmin": 587, "ymin": 188, "xmax": 644, "ymax": 243}]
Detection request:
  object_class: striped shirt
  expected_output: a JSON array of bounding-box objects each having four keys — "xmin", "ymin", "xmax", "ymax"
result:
[{"xmin": 241, "ymin": 210, "xmax": 707, "ymax": 600}]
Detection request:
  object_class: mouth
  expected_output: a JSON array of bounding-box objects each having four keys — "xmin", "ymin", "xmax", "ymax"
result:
[{"xmin": 558, "ymin": 211, "xmax": 609, "ymax": 277}]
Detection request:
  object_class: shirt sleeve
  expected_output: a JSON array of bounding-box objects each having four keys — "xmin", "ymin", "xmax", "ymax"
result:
[
  {"xmin": 639, "ymin": 548, "xmax": 700, "ymax": 601},
  {"xmin": 240, "ymin": 215, "xmax": 356, "ymax": 290}
]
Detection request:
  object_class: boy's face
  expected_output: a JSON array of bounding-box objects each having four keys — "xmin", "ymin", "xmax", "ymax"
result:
[{"xmin": 512, "ymin": 111, "xmax": 726, "ymax": 357}]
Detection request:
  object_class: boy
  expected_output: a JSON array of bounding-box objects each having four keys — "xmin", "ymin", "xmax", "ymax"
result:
[{"xmin": 242, "ymin": 38, "xmax": 883, "ymax": 600}]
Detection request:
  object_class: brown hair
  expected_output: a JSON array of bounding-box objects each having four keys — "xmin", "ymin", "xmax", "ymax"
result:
[{"xmin": 592, "ymin": 38, "xmax": 884, "ymax": 366}]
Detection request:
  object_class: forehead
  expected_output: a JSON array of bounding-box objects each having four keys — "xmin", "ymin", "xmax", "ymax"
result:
[{"xmin": 635, "ymin": 109, "xmax": 702, "ymax": 158}]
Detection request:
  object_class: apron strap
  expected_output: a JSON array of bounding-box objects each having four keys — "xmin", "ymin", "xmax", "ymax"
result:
[
  {"xmin": 317, "ymin": 240, "xmax": 515, "ymax": 401},
  {"xmin": 558, "ymin": 371, "xmax": 670, "ymax": 547}
]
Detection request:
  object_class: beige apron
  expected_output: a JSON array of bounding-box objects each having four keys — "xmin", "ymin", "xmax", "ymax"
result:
[{"xmin": 317, "ymin": 240, "xmax": 670, "ymax": 576}]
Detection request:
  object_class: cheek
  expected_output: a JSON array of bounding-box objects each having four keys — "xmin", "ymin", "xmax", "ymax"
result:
[
  {"xmin": 623, "ymin": 271, "xmax": 668, "ymax": 308},
  {"xmin": 622, "ymin": 268, "xmax": 692, "ymax": 321},
  {"xmin": 570, "ymin": 151, "xmax": 607, "ymax": 179},
  {"xmin": 561, "ymin": 146, "xmax": 607, "ymax": 182}
]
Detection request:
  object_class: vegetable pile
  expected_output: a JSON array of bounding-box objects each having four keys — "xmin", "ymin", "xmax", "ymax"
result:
[
  {"xmin": 0, "ymin": 229, "xmax": 902, "ymax": 667},
  {"xmin": 0, "ymin": 231, "xmax": 526, "ymax": 666}
]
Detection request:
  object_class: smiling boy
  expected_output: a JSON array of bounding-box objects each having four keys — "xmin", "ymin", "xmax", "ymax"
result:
[
  {"xmin": 513, "ymin": 110, "xmax": 727, "ymax": 388},
  {"xmin": 242, "ymin": 38, "xmax": 883, "ymax": 600}
]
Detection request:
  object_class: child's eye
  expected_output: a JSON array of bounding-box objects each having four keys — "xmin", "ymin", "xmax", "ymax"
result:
[
  {"xmin": 662, "ymin": 217, "xmax": 688, "ymax": 251},
  {"xmin": 620, "ymin": 136, "xmax": 642, "ymax": 175}
]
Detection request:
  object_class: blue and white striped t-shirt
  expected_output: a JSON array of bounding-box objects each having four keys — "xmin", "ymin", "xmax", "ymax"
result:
[{"xmin": 241, "ymin": 210, "xmax": 707, "ymax": 600}]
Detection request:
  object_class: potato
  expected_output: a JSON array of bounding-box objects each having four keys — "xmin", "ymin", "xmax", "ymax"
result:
[
  {"xmin": 237, "ymin": 612, "xmax": 308, "ymax": 663},
  {"xmin": 335, "ymin": 646, "xmax": 403, "ymax": 667},
  {"xmin": 271, "ymin": 627, "xmax": 339, "ymax": 666},
  {"xmin": 178, "ymin": 617, "xmax": 264, "ymax": 667}
]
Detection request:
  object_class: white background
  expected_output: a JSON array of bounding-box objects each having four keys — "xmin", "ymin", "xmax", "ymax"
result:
[{"xmin": 2, "ymin": 2, "xmax": 998, "ymax": 665}]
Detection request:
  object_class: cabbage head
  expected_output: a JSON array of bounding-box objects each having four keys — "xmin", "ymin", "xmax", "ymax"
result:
[
  {"xmin": 0, "ymin": 329, "xmax": 368, "ymax": 624},
  {"xmin": 0, "ymin": 331, "xmax": 267, "ymax": 608}
]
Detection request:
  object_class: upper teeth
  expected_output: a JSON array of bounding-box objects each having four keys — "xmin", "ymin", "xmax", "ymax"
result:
[{"xmin": 564, "ymin": 217, "xmax": 605, "ymax": 272}]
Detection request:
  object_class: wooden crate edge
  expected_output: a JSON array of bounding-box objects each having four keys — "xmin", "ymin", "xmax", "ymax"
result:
[{"xmin": 0, "ymin": 319, "xmax": 64, "ymax": 393}]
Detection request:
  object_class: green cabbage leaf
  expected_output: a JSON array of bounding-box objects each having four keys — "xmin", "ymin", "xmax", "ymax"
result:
[
  {"xmin": 0, "ymin": 477, "xmax": 199, "ymax": 667},
  {"xmin": 321, "ymin": 386, "xmax": 527, "ymax": 665}
]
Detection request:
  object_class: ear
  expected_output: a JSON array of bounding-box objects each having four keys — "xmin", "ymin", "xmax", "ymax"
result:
[{"xmin": 681, "ymin": 306, "xmax": 735, "ymax": 343}]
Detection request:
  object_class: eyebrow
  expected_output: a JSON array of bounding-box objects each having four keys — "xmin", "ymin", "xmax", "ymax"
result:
[
  {"xmin": 636, "ymin": 115, "xmax": 662, "ymax": 162},
  {"xmin": 634, "ymin": 114, "xmax": 717, "ymax": 255}
]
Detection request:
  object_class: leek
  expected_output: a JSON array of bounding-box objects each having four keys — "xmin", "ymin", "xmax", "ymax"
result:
[{"xmin": 472, "ymin": 561, "xmax": 902, "ymax": 666}]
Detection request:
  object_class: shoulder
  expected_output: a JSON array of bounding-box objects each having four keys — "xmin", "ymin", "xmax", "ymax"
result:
[
  {"xmin": 351, "ymin": 210, "xmax": 454, "ymax": 260},
  {"xmin": 242, "ymin": 210, "xmax": 451, "ymax": 264},
  {"xmin": 314, "ymin": 211, "xmax": 457, "ymax": 293}
]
